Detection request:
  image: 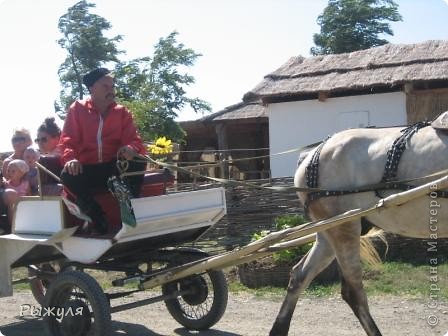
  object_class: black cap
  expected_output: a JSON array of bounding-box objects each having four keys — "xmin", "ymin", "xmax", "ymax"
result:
[{"xmin": 82, "ymin": 68, "xmax": 112, "ymax": 88}]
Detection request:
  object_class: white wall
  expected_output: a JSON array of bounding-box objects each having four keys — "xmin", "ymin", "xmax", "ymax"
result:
[{"xmin": 269, "ymin": 92, "xmax": 407, "ymax": 177}]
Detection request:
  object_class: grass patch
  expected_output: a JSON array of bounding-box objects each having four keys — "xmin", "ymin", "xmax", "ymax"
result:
[
  {"xmin": 11, "ymin": 267, "xmax": 29, "ymax": 291},
  {"xmin": 228, "ymin": 281, "xmax": 285, "ymax": 299},
  {"xmin": 228, "ymin": 262, "xmax": 448, "ymax": 300},
  {"xmin": 228, "ymin": 277, "xmax": 339, "ymax": 298},
  {"xmin": 363, "ymin": 262, "xmax": 448, "ymax": 299}
]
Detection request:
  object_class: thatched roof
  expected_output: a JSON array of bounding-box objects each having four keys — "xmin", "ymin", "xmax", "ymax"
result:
[
  {"xmin": 244, "ymin": 40, "xmax": 448, "ymax": 103},
  {"xmin": 200, "ymin": 101, "xmax": 266, "ymax": 122}
]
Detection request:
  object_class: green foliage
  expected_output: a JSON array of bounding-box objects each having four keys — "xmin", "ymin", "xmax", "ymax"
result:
[
  {"xmin": 251, "ymin": 214, "xmax": 312, "ymax": 264},
  {"xmin": 119, "ymin": 99, "xmax": 186, "ymax": 144},
  {"xmin": 56, "ymin": 0, "xmax": 122, "ymax": 115},
  {"xmin": 275, "ymin": 214, "xmax": 307, "ymax": 230},
  {"xmin": 114, "ymin": 32, "xmax": 211, "ymax": 143},
  {"xmin": 56, "ymin": 3, "xmax": 210, "ymax": 143},
  {"xmin": 311, "ymin": 0, "xmax": 402, "ymax": 55}
]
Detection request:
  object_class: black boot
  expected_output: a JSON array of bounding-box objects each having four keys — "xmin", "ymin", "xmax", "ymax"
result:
[
  {"xmin": 76, "ymin": 197, "xmax": 109, "ymax": 235},
  {"xmin": 88, "ymin": 208, "xmax": 109, "ymax": 235}
]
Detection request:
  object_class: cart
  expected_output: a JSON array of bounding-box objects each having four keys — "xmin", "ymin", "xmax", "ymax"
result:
[{"xmin": 0, "ymin": 172, "xmax": 228, "ymax": 336}]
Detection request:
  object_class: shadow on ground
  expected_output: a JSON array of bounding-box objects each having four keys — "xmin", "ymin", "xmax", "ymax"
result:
[{"xmin": 0, "ymin": 318, "xmax": 241, "ymax": 336}]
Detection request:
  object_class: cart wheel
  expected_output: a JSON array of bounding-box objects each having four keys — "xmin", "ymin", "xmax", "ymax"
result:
[
  {"xmin": 29, "ymin": 263, "xmax": 58, "ymax": 305},
  {"xmin": 44, "ymin": 270, "xmax": 111, "ymax": 336},
  {"xmin": 162, "ymin": 269, "xmax": 228, "ymax": 330}
]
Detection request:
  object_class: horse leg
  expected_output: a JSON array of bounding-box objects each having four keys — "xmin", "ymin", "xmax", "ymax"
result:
[
  {"xmin": 328, "ymin": 221, "xmax": 382, "ymax": 336},
  {"xmin": 269, "ymin": 233, "xmax": 335, "ymax": 336}
]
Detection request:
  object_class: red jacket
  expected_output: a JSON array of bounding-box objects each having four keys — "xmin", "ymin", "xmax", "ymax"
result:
[{"xmin": 59, "ymin": 98, "xmax": 146, "ymax": 165}]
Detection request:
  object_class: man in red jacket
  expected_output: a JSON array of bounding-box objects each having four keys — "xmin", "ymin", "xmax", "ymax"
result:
[{"xmin": 59, "ymin": 68, "xmax": 146, "ymax": 234}]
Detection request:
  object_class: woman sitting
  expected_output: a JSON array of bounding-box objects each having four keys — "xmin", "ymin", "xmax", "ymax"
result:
[
  {"xmin": 35, "ymin": 117, "xmax": 61, "ymax": 156},
  {"xmin": 35, "ymin": 117, "xmax": 63, "ymax": 195}
]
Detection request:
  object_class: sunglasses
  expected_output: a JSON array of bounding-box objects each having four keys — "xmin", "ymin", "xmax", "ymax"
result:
[
  {"xmin": 12, "ymin": 136, "xmax": 28, "ymax": 143},
  {"xmin": 34, "ymin": 137, "xmax": 48, "ymax": 144}
]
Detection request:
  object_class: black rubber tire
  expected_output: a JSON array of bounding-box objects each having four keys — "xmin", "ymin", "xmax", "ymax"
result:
[
  {"xmin": 43, "ymin": 270, "xmax": 111, "ymax": 336},
  {"xmin": 162, "ymin": 269, "xmax": 228, "ymax": 330}
]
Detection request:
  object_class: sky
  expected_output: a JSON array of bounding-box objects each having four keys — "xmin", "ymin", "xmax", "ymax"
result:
[{"xmin": 0, "ymin": 0, "xmax": 447, "ymax": 152}]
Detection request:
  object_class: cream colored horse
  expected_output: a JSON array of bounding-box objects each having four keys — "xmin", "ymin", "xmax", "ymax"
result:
[{"xmin": 270, "ymin": 124, "xmax": 448, "ymax": 336}]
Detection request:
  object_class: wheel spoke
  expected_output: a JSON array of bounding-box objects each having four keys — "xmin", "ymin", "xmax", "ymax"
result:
[
  {"xmin": 163, "ymin": 265, "xmax": 228, "ymax": 330},
  {"xmin": 177, "ymin": 274, "xmax": 215, "ymax": 319}
]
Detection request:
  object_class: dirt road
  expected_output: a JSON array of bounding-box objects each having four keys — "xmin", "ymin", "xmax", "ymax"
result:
[{"xmin": 0, "ymin": 291, "xmax": 447, "ymax": 335}]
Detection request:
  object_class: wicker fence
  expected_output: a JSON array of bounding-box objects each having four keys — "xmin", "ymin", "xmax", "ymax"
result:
[{"xmin": 173, "ymin": 177, "xmax": 302, "ymax": 254}]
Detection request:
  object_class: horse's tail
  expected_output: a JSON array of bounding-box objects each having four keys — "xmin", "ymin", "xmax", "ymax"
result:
[{"xmin": 360, "ymin": 228, "xmax": 388, "ymax": 267}]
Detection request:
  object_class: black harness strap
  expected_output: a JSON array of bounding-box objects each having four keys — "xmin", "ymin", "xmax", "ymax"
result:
[
  {"xmin": 375, "ymin": 122, "xmax": 430, "ymax": 198},
  {"xmin": 305, "ymin": 141, "xmax": 325, "ymax": 189},
  {"xmin": 377, "ymin": 122, "xmax": 429, "ymax": 186}
]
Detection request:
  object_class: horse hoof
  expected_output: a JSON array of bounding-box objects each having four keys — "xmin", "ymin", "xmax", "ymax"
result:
[{"xmin": 269, "ymin": 323, "xmax": 288, "ymax": 336}]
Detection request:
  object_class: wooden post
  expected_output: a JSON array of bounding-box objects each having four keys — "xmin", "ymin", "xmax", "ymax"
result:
[
  {"xmin": 318, "ymin": 91, "xmax": 328, "ymax": 102},
  {"xmin": 215, "ymin": 123, "xmax": 229, "ymax": 179}
]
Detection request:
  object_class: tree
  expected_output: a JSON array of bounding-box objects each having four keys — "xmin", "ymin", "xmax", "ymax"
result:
[
  {"xmin": 56, "ymin": 2, "xmax": 209, "ymax": 142},
  {"xmin": 114, "ymin": 32, "xmax": 211, "ymax": 143},
  {"xmin": 56, "ymin": 0, "xmax": 122, "ymax": 116},
  {"xmin": 310, "ymin": 0, "xmax": 402, "ymax": 55}
]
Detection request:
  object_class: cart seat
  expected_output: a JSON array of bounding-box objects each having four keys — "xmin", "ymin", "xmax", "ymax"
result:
[{"xmin": 140, "ymin": 168, "xmax": 174, "ymax": 197}]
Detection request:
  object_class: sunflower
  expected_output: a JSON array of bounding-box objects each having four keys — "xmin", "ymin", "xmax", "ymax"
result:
[{"xmin": 147, "ymin": 136, "xmax": 173, "ymax": 155}]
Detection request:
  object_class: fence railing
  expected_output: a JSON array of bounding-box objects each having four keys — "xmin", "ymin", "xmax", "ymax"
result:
[{"xmin": 167, "ymin": 147, "xmax": 271, "ymax": 182}]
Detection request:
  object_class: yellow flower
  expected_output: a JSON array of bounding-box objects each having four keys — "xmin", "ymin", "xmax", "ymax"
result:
[{"xmin": 147, "ymin": 136, "xmax": 173, "ymax": 155}]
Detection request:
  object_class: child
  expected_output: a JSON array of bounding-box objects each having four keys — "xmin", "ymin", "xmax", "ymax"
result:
[
  {"xmin": 3, "ymin": 159, "xmax": 30, "ymax": 196},
  {"xmin": 2, "ymin": 128, "xmax": 33, "ymax": 177},
  {"xmin": 23, "ymin": 147, "xmax": 40, "ymax": 195}
]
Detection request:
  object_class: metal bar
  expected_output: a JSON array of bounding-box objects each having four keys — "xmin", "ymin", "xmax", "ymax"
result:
[
  {"xmin": 26, "ymin": 266, "xmax": 58, "ymax": 281},
  {"xmin": 112, "ymin": 275, "xmax": 144, "ymax": 287},
  {"xmin": 12, "ymin": 278, "xmax": 31, "ymax": 285},
  {"xmin": 110, "ymin": 291, "xmax": 187, "ymax": 314},
  {"xmin": 107, "ymin": 289, "xmax": 141, "ymax": 300}
]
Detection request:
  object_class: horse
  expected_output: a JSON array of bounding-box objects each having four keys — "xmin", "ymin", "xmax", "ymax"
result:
[{"xmin": 269, "ymin": 117, "xmax": 448, "ymax": 336}]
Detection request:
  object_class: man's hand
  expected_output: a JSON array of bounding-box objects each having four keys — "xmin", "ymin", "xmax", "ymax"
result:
[
  {"xmin": 64, "ymin": 159, "xmax": 83, "ymax": 175},
  {"xmin": 118, "ymin": 146, "xmax": 136, "ymax": 160}
]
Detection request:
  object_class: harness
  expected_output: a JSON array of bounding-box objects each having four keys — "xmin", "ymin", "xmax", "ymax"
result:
[
  {"xmin": 304, "ymin": 122, "xmax": 448, "ymax": 210},
  {"xmin": 374, "ymin": 121, "xmax": 429, "ymax": 197},
  {"xmin": 380, "ymin": 122, "xmax": 429, "ymax": 184}
]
